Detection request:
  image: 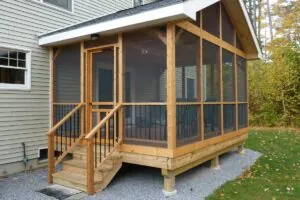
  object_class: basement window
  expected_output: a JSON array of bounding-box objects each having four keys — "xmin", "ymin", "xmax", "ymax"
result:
[
  {"xmin": 38, "ymin": 148, "xmax": 48, "ymax": 161},
  {"xmin": 0, "ymin": 47, "xmax": 31, "ymax": 90}
]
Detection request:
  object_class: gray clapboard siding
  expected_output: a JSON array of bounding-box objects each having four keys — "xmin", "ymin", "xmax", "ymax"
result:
[{"xmin": 0, "ymin": 0, "xmax": 133, "ymax": 167}]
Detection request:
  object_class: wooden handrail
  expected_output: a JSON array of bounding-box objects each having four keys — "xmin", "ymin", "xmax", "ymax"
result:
[
  {"xmin": 85, "ymin": 104, "xmax": 122, "ymax": 139},
  {"xmin": 47, "ymin": 103, "xmax": 84, "ymax": 136}
]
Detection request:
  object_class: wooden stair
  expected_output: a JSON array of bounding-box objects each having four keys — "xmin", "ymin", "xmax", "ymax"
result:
[{"xmin": 52, "ymin": 145, "xmax": 122, "ymax": 193}]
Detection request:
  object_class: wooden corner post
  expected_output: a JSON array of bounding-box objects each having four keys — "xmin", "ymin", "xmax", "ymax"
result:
[
  {"xmin": 48, "ymin": 47, "xmax": 55, "ymax": 184},
  {"xmin": 163, "ymin": 23, "xmax": 177, "ymax": 196},
  {"xmin": 166, "ymin": 23, "xmax": 176, "ymax": 150}
]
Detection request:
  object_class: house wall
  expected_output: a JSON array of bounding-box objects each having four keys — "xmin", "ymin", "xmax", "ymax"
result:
[{"xmin": 0, "ymin": 0, "xmax": 133, "ymax": 176}]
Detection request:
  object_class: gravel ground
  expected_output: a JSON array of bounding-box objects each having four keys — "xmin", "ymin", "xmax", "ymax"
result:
[{"xmin": 0, "ymin": 149, "xmax": 261, "ymax": 200}]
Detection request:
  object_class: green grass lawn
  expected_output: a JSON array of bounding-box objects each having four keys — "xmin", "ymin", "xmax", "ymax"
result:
[{"xmin": 207, "ymin": 129, "xmax": 300, "ymax": 200}]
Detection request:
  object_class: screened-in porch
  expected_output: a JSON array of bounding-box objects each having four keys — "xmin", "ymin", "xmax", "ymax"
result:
[{"xmin": 44, "ymin": 0, "xmax": 258, "ymax": 194}]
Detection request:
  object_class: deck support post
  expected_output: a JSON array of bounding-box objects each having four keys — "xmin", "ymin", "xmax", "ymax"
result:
[
  {"xmin": 47, "ymin": 134, "xmax": 55, "ymax": 183},
  {"xmin": 163, "ymin": 175, "xmax": 177, "ymax": 196},
  {"xmin": 87, "ymin": 138, "xmax": 94, "ymax": 195},
  {"xmin": 166, "ymin": 23, "xmax": 176, "ymax": 149},
  {"xmin": 237, "ymin": 144, "xmax": 245, "ymax": 154},
  {"xmin": 211, "ymin": 156, "xmax": 220, "ymax": 170}
]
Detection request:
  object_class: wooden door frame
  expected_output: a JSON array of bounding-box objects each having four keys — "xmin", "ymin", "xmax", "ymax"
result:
[{"xmin": 86, "ymin": 44, "xmax": 118, "ymax": 132}]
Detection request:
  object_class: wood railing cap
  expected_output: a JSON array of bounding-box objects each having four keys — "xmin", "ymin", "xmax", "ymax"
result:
[
  {"xmin": 85, "ymin": 104, "xmax": 121, "ymax": 140},
  {"xmin": 47, "ymin": 103, "xmax": 84, "ymax": 136}
]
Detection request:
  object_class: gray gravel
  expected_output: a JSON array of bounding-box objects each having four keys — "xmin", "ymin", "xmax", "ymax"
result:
[{"xmin": 0, "ymin": 149, "xmax": 261, "ymax": 200}]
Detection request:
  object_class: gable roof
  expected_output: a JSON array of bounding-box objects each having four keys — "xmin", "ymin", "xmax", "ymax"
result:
[{"xmin": 38, "ymin": 0, "xmax": 262, "ymax": 59}]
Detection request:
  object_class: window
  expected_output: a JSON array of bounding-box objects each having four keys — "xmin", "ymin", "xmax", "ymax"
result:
[
  {"xmin": 43, "ymin": 0, "xmax": 72, "ymax": 11},
  {"xmin": 133, "ymin": 0, "xmax": 143, "ymax": 7},
  {"xmin": 0, "ymin": 47, "xmax": 31, "ymax": 90}
]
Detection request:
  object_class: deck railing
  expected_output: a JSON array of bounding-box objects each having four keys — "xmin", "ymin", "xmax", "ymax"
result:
[
  {"xmin": 123, "ymin": 104, "xmax": 167, "ymax": 147},
  {"xmin": 85, "ymin": 104, "xmax": 122, "ymax": 194},
  {"xmin": 48, "ymin": 103, "xmax": 85, "ymax": 183}
]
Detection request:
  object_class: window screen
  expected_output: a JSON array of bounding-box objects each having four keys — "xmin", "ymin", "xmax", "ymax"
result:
[
  {"xmin": 237, "ymin": 56, "xmax": 247, "ymax": 102},
  {"xmin": 236, "ymin": 35, "xmax": 244, "ymax": 51},
  {"xmin": 222, "ymin": 49, "xmax": 235, "ymax": 102},
  {"xmin": 203, "ymin": 40, "xmax": 220, "ymax": 102},
  {"xmin": 175, "ymin": 27, "xmax": 200, "ymax": 102},
  {"xmin": 43, "ymin": 0, "xmax": 72, "ymax": 11},
  {"xmin": 123, "ymin": 26, "xmax": 167, "ymax": 102},
  {"xmin": 222, "ymin": 5, "xmax": 234, "ymax": 45},
  {"xmin": 202, "ymin": 2, "xmax": 220, "ymax": 37}
]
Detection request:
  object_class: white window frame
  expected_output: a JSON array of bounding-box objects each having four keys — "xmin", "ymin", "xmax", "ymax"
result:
[
  {"xmin": 0, "ymin": 45, "xmax": 31, "ymax": 90},
  {"xmin": 39, "ymin": 0, "xmax": 74, "ymax": 13}
]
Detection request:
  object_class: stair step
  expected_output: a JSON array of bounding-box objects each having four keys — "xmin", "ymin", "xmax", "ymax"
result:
[
  {"xmin": 97, "ymin": 163, "xmax": 113, "ymax": 172},
  {"xmin": 53, "ymin": 171, "xmax": 103, "ymax": 192}
]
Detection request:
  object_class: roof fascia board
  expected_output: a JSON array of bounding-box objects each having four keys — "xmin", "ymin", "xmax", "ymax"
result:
[
  {"xmin": 238, "ymin": 0, "xmax": 263, "ymax": 59},
  {"xmin": 39, "ymin": 3, "xmax": 186, "ymax": 46}
]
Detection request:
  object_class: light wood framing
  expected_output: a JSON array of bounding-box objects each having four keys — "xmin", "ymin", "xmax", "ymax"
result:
[{"xmin": 166, "ymin": 23, "xmax": 177, "ymax": 149}]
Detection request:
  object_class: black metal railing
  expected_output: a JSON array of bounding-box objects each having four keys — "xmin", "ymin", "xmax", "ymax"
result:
[
  {"xmin": 123, "ymin": 105, "xmax": 167, "ymax": 147},
  {"xmin": 176, "ymin": 105, "xmax": 200, "ymax": 146},
  {"xmin": 93, "ymin": 110, "xmax": 119, "ymax": 167},
  {"xmin": 53, "ymin": 103, "xmax": 82, "ymax": 160},
  {"xmin": 204, "ymin": 104, "xmax": 221, "ymax": 139}
]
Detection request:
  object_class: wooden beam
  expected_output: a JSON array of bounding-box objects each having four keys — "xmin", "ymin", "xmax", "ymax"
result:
[
  {"xmin": 166, "ymin": 23, "xmax": 176, "ymax": 149},
  {"xmin": 162, "ymin": 140, "xmax": 244, "ymax": 176},
  {"xmin": 176, "ymin": 21, "xmax": 247, "ymax": 58}
]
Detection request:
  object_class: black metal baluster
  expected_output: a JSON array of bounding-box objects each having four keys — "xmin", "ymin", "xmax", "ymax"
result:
[
  {"xmin": 130, "ymin": 106, "xmax": 132, "ymax": 137},
  {"xmin": 100, "ymin": 124, "xmax": 102, "ymax": 163},
  {"xmin": 95, "ymin": 131, "xmax": 97, "ymax": 168}
]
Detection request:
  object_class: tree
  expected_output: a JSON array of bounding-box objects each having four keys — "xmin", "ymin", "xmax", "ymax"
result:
[{"xmin": 248, "ymin": 0, "xmax": 300, "ymax": 127}]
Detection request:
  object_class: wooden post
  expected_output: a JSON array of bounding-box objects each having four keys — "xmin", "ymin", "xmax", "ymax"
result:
[
  {"xmin": 237, "ymin": 144, "xmax": 245, "ymax": 154},
  {"xmin": 48, "ymin": 134, "xmax": 55, "ymax": 183},
  {"xmin": 48, "ymin": 47, "xmax": 55, "ymax": 183},
  {"xmin": 200, "ymin": 12, "xmax": 205, "ymax": 141},
  {"xmin": 80, "ymin": 42, "xmax": 85, "ymax": 135},
  {"xmin": 163, "ymin": 175, "xmax": 177, "ymax": 196},
  {"xmin": 234, "ymin": 31, "xmax": 239, "ymax": 131},
  {"xmin": 87, "ymin": 138, "xmax": 94, "ymax": 194},
  {"xmin": 211, "ymin": 156, "xmax": 220, "ymax": 169},
  {"xmin": 118, "ymin": 33, "xmax": 124, "ymax": 141},
  {"xmin": 86, "ymin": 51, "xmax": 92, "ymax": 133},
  {"xmin": 166, "ymin": 23, "xmax": 176, "ymax": 149},
  {"xmin": 219, "ymin": 2, "xmax": 224, "ymax": 136}
]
